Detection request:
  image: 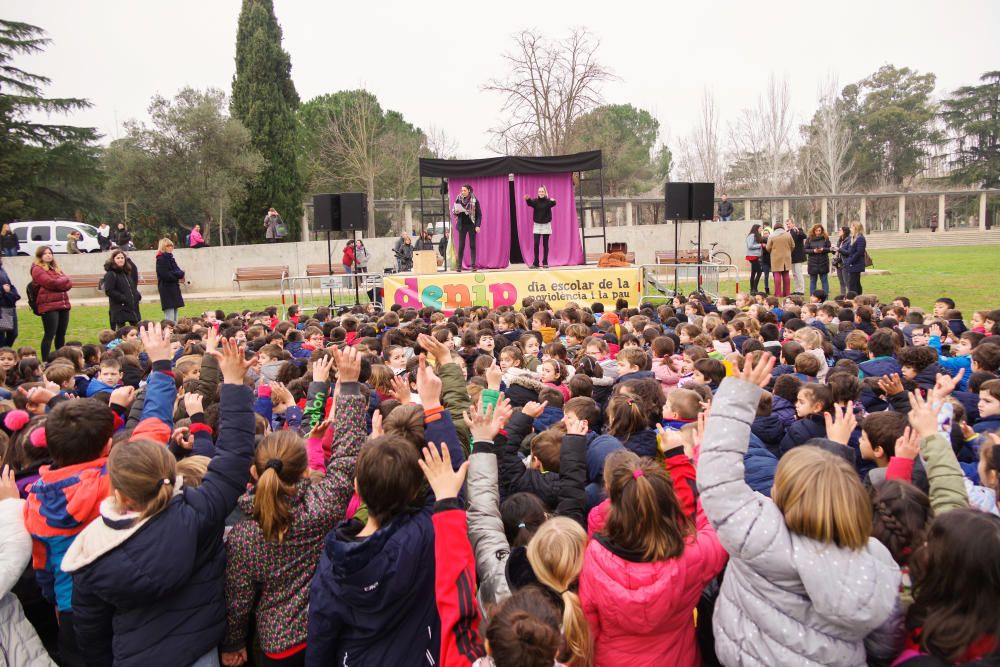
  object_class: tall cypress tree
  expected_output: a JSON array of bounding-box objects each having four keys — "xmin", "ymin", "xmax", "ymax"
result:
[{"xmin": 231, "ymin": 0, "xmax": 302, "ymax": 241}]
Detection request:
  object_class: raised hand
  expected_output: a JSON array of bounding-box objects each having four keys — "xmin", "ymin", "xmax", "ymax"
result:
[
  {"xmin": 418, "ymin": 442, "xmax": 469, "ymax": 500},
  {"xmin": 656, "ymin": 423, "xmax": 686, "ymax": 454},
  {"xmin": 390, "ymin": 375, "xmax": 412, "ymax": 404},
  {"xmin": 109, "ymin": 385, "xmax": 137, "ymax": 411},
  {"xmin": 907, "ymin": 391, "xmax": 942, "ymax": 440},
  {"xmin": 485, "ymin": 359, "xmax": 502, "ymax": 390},
  {"xmin": 415, "ymin": 354, "xmax": 442, "ymax": 410},
  {"xmin": 930, "ymin": 369, "xmax": 964, "ymax": 404},
  {"xmin": 312, "ymin": 354, "xmax": 335, "ymax": 384},
  {"xmin": 522, "ymin": 400, "xmax": 548, "ymax": 419},
  {"xmin": 204, "ymin": 326, "xmax": 219, "ymax": 355},
  {"xmin": 172, "ymin": 427, "xmax": 193, "ymax": 451},
  {"xmin": 139, "ymin": 322, "xmax": 172, "ymax": 363},
  {"xmin": 823, "ymin": 403, "xmax": 858, "ymax": 445},
  {"xmin": 737, "ymin": 351, "xmax": 775, "ymax": 387},
  {"xmin": 877, "ymin": 373, "xmax": 905, "ymax": 398},
  {"xmin": 309, "ymin": 419, "xmax": 333, "ymax": 440},
  {"xmin": 370, "ymin": 410, "xmax": 384, "ymax": 438},
  {"xmin": 183, "ymin": 392, "xmax": 204, "ymax": 417},
  {"xmin": 417, "ymin": 332, "xmax": 450, "ymax": 366},
  {"xmin": 894, "ymin": 426, "xmax": 920, "ymax": 461},
  {"xmin": 332, "ymin": 346, "xmax": 361, "ymax": 384},
  {"xmin": 0, "ymin": 465, "xmax": 18, "ymax": 502},
  {"xmin": 213, "ymin": 338, "xmax": 256, "ymax": 385}
]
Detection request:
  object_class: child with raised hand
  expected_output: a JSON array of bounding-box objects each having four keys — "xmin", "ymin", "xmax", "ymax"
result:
[
  {"xmin": 221, "ymin": 346, "xmax": 369, "ymax": 667},
  {"xmin": 306, "ymin": 353, "xmax": 467, "ymax": 667},
  {"xmin": 579, "ymin": 446, "xmax": 725, "ymax": 667},
  {"xmin": 62, "ymin": 333, "xmax": 258, "ymax": 667},
  {"xmin": 698, "ymin": 353, "xmax": 902, "ymax": 667}
]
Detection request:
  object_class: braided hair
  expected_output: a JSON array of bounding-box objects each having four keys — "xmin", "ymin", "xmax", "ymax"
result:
[{"xmin": 870, "ymin": 480, "xmax": 931, "ymax": 567}]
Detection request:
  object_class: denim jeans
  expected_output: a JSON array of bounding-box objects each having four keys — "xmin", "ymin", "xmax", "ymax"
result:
[
  {"xmin": 162, "ymin": 307, "xmax": 178, "ymax": 323},
  {"xmin": 2, "ymin": 248, "xmax": 15, "ymax": 257},
  {"xmin": 809, "ymin": 273, "xmax": 830, "ymax": 296},
  {"xmin": 791, "ymin": 262, "xmax": 805, "ymax": 293},
  {"xmin": 189, "ymin": 649, "xmax": 220, "ymax": 667}
]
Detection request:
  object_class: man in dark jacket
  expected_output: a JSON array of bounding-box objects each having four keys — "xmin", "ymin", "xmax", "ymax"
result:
[
  {"xmin": 718, "ymin": 193, "xmax": 734, "ymax": 221},
  {"xmin": 787, "ymin": 218, "xmax": 807, "ymax": 294}
]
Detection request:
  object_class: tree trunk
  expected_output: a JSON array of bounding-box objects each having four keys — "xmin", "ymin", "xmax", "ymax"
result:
[{"xmin": 367, "ymin": 175, "xmax": 376, "ymax": 237}]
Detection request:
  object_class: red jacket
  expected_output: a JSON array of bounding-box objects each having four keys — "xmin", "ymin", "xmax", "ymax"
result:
[
  {"xmin": 580, "ymin": 499, "xmax": 727, "ymax": 667},
  {"xmin": 341, "ymin": 245, "xmax": 355, "ymax": 268},
  {"xmin": 30, "ymin": 263, "xmax": 72, "ymax": 314},
  {"xmin": 432, "ymin": 503, "xmax": 485, "ymax": 667}
]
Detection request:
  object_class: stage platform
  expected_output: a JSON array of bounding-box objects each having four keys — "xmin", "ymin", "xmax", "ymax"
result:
[{"xmin": 385, "ymin": 264, "xmax": 641, "ymax": 313}]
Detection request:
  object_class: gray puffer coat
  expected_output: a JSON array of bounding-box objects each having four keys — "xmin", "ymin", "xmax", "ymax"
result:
[{"xmin": 697, "ymin": 379, "xmax": 902, "ymax": 667}]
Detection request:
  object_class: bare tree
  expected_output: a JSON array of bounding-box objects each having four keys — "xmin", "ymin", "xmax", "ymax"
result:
[
  {"xmin": 807, "ymin": 75, "xmax": 855, "ymax": 225},
  {"xmin": 676, "ymin": 89, "xmax": 725, "ymax": 185},
  {"xmin": 426, "ymin": 124, "xmax": 459, "ymax": 159},
  {"xmin": 484, "ymin": 28, "xmax": 614, "ymax": 156},
  {"xmin": 379, "ymin": 124, "xmax": 426, "ymax": 232},
  {"xmin": 730, "ymin": 74, "xmax": 796, "ymax": 194},
  {"xmin": 313, "ymin": 91, "xmax": 382, "ymax": 236}
]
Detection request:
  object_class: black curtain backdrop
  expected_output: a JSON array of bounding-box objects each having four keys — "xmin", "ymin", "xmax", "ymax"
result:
[{"xmin": 419, "ymin": 150, "xmax": 602, "ymax": 178}]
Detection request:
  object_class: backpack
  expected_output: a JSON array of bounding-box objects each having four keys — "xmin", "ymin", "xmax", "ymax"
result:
[{"xmin": 26, "ymin": 281, "xmax": 40, "ymax": 315}]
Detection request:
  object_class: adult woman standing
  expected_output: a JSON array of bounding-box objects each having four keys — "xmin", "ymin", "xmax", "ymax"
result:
[
  {"xmin": 453, "ymin": 184, "xmax": 481, "ymax": 271},
  {"xmin": 394, "ymin": 232, "xmax": 413, "ymax": 272},
  {"xmin": 414, "ymin": 228, "xmax": 435, "ymax": 251},
  {"xmin": 833, "ymin": 226, "xmax": 851, "ymax": 295},
  {"xmin": 0, "ymin": 224, "xmax": 20, "ymax": 257},
  {"xmin": 341, "ymin": 239, "xmax": 356, "ymax": 274},
  {"xmin": 0, "ymin": 257, "xmax": 21, "ymax": 346},
  {"xmin": 765, "ymin": 222, "xmax": 795, "ymax": 297},
  {"xmin": 745, "ymin": 223, "xmax": 763, "ymax": 294},
  {"xmin": 155, "ymin": 238, "xmax": 185, "ymax": 322},
  {"xmin": 525, "ymin": 185, "xmax": 556, "ymax": 268},
  {"xmin": 804, "ymin": 224, "xmax": 832, "ymax": 296},
  {"xmin": 845, "ymin": 222, "xmax": 868, "ymax": 295},
  {"xmin": 112, "ymin": 223, "xmax": 133, "ymax": 250},
  {"xmin": 103, "ymin": 249, "xmax": 142, "ymax": 329},
  {"xmin": 30, "ymin": 246, "xmax": 72, "ymax": 359},
  {"xmin": 354, "ymin": 239, "xmax": 369, "ymax": 274},
  {"xmin": 264, "ymin": 208, "xmax": 285, "ymax": 243},
  {"xmin": 758, "ymin": 226, "xmax": 772, "ymax": 295}
]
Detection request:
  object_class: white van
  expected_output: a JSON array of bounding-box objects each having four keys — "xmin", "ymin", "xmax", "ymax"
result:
[{"xmin": 9, "ymin": 220, "xmax": 102, "ymax": 255}]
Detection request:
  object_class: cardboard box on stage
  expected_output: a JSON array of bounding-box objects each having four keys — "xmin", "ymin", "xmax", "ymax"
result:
[{"xmin": 413, "ymin": 250, "xmax": 438, "ymax": 275}]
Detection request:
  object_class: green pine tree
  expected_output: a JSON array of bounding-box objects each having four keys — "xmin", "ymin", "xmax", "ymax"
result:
[{"xmin": 230, "ymin": 0, "xmax": 302, "ymax": 242}]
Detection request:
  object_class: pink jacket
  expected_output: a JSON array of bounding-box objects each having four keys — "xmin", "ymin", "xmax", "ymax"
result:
[
  {"xmin": 579, "ymin": 501, "xmax": 727, "ymax": 667},
  {"xmin": 651, "ymin": 357, "xmax": 682, "ymax": 397}
]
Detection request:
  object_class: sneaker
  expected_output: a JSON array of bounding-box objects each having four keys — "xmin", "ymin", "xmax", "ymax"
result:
[{"xmin": 542, "ymin": 263, "xmax": 548, "ymax": 269}]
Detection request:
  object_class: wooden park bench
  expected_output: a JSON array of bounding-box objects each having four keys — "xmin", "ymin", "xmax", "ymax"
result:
[
  {"xmin": 232, "ymin": 265, "xmax": 289, "ymax": 290},
  {"xmin": 67, "ymin": 274, "xmax": 104, "ymax": 290},
  {"xmin": 305, "ymin": 263, "xmax": 348, "ymax": 277},
  {"xmin": 655, "ymin": 249, "xmax": 707, "ymax": 264}
]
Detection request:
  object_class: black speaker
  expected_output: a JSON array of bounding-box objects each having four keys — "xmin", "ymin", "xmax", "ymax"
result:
[
  {"xmin": 313, "ymin": 194, "xmax": 338, "ymax": 232},
  {"xmin": 338, "ymin": 192, "xmax": 367, "ymax": 231},
  {"xmin": 665, "ymin": 182, "xmax": 691, "ymax": 220},
  {"xmin": 691, "ymin": 182, "xmax": 716, "ymax": 220}
]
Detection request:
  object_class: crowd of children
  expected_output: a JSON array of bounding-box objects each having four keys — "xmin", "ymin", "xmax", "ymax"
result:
[{"xmin": 1, "ymin": 288, "xmax": 999, "ymax": 667}]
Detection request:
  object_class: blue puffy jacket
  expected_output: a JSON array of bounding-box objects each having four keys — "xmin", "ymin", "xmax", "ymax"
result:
[
  {"xmin": 745, "ymin": 434, "xmax": 778, "ymax": 497},
  {"xmin": 779, "ymin": 414, "xmax": 827, "ymax": 456},
  {"xmin": 306, "ymin": 413, "xmax": 465, "ymax": 667},
  {"xmin": 65, "ymin": 384, "xmax": 256, "ymax": 667},
  {"xmin": 751, "ymin": 414, "xmax": 785, "ymax": 456},
  {"xmin": 859, "ymin": 356, "xmax": 901, "ymax": 380}
]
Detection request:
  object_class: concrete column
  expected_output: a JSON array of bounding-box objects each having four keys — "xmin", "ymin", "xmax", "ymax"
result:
[
  {"xmin": 859, "ymin": 198, "xmax": 866, "ymax": 229},
  {"xmin": 938, "ymin": 194, "xmax": 946, "ymax": 233},
  {"xmin": 820, "ymin": 197, "xmax": 828, "ymax": 230},
  {"xmin": 585, "ymin": 209, "xmax": 593, "ymax": 228},
  {"xmin": 301, "ymin": 208, "xmax": 310, "ymax": 242},
  {"xmin": 404, "ymin": 203, "xmax": 413, "ymax": 230},
  {"xmin": 625, "ymin": 201, "xmax": 633, "ymax": 226},
  {"xmin": 981, "ymin": 193, "xmax": 989, "ymax": 231},
  {"xmin": 744, "ymin": 199, "xmax": 752, "ymax": 222},
  {"xmin": 782, "ymin": 199, "xmax": 790, "ymax": 221},
  {"xmin": 898, "ymin": 195, "xmax": 906, "ymax": 234}
]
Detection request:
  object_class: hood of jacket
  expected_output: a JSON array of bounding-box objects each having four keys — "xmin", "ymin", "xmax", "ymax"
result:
[
  {"xmin": 586, "ymin": 432, "xmax": 624, "ymax": 485},
  {"xmin": 751, "ymin": 414, "xmax": 785, "ymax": 446},
  {"xmin": 859, "ymin": 356, "xmax": 902, "ymax": 379},
  {"xmin": 26, "ymin": 459, "xmax": 110, "ymax": 538},
  {"xmin": 623, "ymin": 428, "xmax": 658, "ymax": 458},
  {"xmin": 913, "ymin": 362, "xmax": 942, "ymax": 389},
  {"xmin": 771, "ymin": 395, "xmax": 797, "ymax": 427},
  {"xmin": 615, "ymin": 369, "xmax": 656, "ymax": 384}
]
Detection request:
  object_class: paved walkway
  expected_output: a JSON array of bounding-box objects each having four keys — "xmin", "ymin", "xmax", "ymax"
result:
[{"xmin": 14, "ymin": 289, "xmax": 287, "ymax": 309}]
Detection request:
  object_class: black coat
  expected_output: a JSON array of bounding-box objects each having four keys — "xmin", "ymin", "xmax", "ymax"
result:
[
  {"xmin": 454, "ymin": 196, "xmax": 482, "ymax": 229},
  {"xmin": 526, "ymin": 197, "xmax": 556, "ymax": 223},
  {"xmin": 104, "ymin": 261, "xmax": 142, "ymax": 325},
  {"xmin": 804, "ymin": 236, "xmax": 832, "ymax": 275},
  {"xmin": 789, "ymin": 227, "xmax": 807, "ymax": 263},
  {"xmin": 68, "ymin": 384, "xmax": 256, "ymax": 667},
  {"xmin": 0, "ymin": 231, "xmax": 19, "ymax": 251},
  {"xmin": 845, "ymin": 235, "xmax": 867, "ymax": 274},
  {"xmin": 156, "ymin": 251, "xmax": 185, "ymax": 310},
  {"xmin": 111, "ymin": 228, "xmax": 132, "ymax": 247}
]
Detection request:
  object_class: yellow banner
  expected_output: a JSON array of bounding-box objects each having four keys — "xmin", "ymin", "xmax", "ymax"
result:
[{"xmin": 384, "ymin": 267, "xmax": 641, "ymax": 313}]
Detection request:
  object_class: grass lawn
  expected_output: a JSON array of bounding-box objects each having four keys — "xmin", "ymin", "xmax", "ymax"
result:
[
  {"xmin": 647, "ymin": 246, "xmax": 998, "ymax": 314},
  {"xmin": 9, "ymin": 246, "xmax": 998, "ymax": 351}
]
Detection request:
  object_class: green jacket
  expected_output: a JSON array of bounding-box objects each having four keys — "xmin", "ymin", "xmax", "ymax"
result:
[
  {"xmin": 436, "ymin": 361, "xmax": 472, "ymax": 454},
  {"xmin": 921, "ymin": 433, "xmax": 969, "ymax": 515}
]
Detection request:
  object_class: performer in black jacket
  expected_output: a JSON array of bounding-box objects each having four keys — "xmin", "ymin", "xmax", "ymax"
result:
[
  {"xmin": 525, "ymin": 186, "xmax": 557, "ymax": 268},
  {"xmin": 453, "ymin": 184, "xmax": 481, "ymax": 271}
]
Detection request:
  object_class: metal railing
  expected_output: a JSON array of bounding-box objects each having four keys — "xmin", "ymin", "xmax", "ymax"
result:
[
  {"xmin": 640, "ymin": 263, "xmax": 738, "ymax": 303},
  {"xmin": 280, "ymin": 271, "xmax": 385, "ymax": 313}
]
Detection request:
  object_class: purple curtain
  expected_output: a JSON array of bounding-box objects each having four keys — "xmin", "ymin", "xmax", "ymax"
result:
[
  {"xmin": 448, "ymin": 176, "xmax": 511, "ymax": 270},
  {"xmin": 513, "ymin": 172, "xmax": 584, "ymax": 266}
]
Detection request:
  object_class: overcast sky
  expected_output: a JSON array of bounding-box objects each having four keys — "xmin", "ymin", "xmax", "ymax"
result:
[{"xmin": 8, "ymin": 0, "xmax": 1000, "ymax": 158}]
